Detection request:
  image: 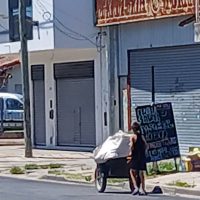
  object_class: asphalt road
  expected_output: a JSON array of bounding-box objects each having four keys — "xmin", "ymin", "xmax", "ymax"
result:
[{"xmin": 0, "ymin": 177, "xmax": 198, "ymax": 200}]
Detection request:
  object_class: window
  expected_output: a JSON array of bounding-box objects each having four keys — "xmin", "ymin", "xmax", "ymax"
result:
[
  {"xmin": 6, "ymin": 98, "xmax": 23, "ymax": 110},
  {"xmin": 9, "ymin": 0, "xmax": 33, "ymax": 42}
]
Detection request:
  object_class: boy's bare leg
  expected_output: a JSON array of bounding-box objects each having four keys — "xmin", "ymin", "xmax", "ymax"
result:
[
  {"xmin": 139, "ymin": 171, "xmax": 147, "ymax": 194},
  {"xmin": 130, "ymin": 169, "xmax": 139, "ymax": 194}
]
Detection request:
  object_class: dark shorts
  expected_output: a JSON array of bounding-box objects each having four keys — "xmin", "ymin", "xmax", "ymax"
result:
[{"xmin": 130, "ymin": 159, "xmax": 147, "ymax": 171}]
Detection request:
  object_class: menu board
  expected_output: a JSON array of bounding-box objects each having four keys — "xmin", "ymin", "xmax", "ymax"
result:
[{"xmin": 136, "ymin": 102, "xmax": 180, "ymax": 163}]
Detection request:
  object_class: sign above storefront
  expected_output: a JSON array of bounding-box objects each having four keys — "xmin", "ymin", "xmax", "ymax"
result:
[{"xmin": 96, "ymin": 0, "xmax": 195, "ymax": 26}]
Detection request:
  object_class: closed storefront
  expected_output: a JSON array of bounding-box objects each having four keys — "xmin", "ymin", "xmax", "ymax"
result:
[
  {"xmin": 31, "ymin": 65, "xmax": 46, "ymax": 146},
  {"xmin": 54, "ymin": 61, "xmax": 96, "ymax": 147},
  {"xmin": 129, "ymin": 45, "xmax": 200, "ymax": 155}
]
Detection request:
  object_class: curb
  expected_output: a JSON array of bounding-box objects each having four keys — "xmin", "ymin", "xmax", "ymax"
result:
[
  {"xmin": 116, "ymin": 181, "xmax": 200, "ymax": 197},
  {"xmin": 41, "ymin": 175, "xmax": 129, "ymax": 188},
  {"xmin": 147, "ymin": 184, "xmax": 200, "ymax": 197},
  {"xmin": 40, "ymin": 175, "xmax": 94, "ymax": 185},
  {"xmin": 41, "ymin": 175, "xmax": 200, "ymax": 196}
]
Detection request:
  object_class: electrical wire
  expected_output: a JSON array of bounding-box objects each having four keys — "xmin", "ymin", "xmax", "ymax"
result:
[
  {"xmin": 55, "ymin": 16, "xmax": 98, "ymax": 46},
  {"xmin": 55, "ymin": 25, "xmax": 88, "ymax": 41},
  {"xmin": 36, "ymin": 0, "xmax": 106, "ymax": 52},
  {"xmin": 35, "ymin": 1, "xmax": 84, "ymax": 39},
  {"xmin": 34, "ymin": 3, "xmax": 85, "ymax": 40},
  {"xmin": 38, "ymin": 0, "xmax": 94, "ymax": 27},
  {"xmin": 38, "ymin": 0, "xmax": 95, "ymax": 41},
  {"xmin": 36, "ymin": 0, "xmax": 100, "ymax": 47}
]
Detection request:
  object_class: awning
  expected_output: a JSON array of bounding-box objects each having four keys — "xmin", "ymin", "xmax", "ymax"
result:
[{"xmin": 0, "ymin": 56, "xmax": 20, "ymax": 69}]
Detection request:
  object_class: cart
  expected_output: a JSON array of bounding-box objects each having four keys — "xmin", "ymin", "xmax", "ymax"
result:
[{"xmin": 95, "ymin": 157, "xmax": 140, "ymax": 193}]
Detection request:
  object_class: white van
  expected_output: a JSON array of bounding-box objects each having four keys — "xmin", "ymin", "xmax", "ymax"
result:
[{"xmin": 0, "ymin": 93, "xmax": 24, "ymax": 130}]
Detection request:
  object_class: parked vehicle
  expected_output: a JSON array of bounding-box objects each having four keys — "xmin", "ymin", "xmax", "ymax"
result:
[{"xmin": 0, "ymin": 93, "xmax": 24, "ymax": 130}]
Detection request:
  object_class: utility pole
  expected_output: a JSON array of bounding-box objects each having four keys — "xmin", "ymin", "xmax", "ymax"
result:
[
  {"xmin": 108, "ymin": 26, "xmax": 119, "ymax": 136},
  {"xmin": 19, "ymin": 0, "xmax": 32, "ymax": 157}
]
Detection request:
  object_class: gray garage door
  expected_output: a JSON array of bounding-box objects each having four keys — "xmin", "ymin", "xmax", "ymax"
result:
[
  {"xmin": 31, "ymin": 65, "xmax": 46, "ymax": 146},
  {"xmin": 129, "ymin": 44, "xmax": 200, "ymax": 155},
  {"xmin": 54, "ymin": 61, "xmax": 96, "ymax": 147}
]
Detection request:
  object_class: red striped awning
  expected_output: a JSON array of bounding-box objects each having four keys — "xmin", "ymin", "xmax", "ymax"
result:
[{"xmin": 0, "ymin": 56, "xmax": 20, "ymax": 69}]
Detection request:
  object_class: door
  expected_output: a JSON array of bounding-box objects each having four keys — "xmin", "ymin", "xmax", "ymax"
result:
[
  {"xmin": 31, "ymin": 65, "xmax": 46, "ymax": 146},
  {"xmin": 54, "ymin": 61, "xmax": 96, "ymax": 147}
]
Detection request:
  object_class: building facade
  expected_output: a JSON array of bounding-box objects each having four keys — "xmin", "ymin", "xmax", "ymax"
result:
[
  {"xmin": 0, "ymin": 0, "xmax": 116, "ymax": 150},
  {"xmin": 96, "ymin": 0, "xmax": 200, "ymax": 155}
]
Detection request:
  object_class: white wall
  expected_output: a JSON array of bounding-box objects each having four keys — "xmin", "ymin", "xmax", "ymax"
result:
[
  {"xmin": 0, "ymin": 0, "xmax": 54, "ymax": 54},
  {"xmin": 118, "ymin": 16, "xmax": 195, "ymax": 76},
  {"xmin": 54, "ymin": 0, "xmax": 99, "ymax": 49}
]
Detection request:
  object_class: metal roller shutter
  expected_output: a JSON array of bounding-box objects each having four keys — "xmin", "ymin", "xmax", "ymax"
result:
[
  {"xmin": 54, "ymin": 61, "xmax": 95, "ymax": 147},
  {"xmin": 54, "ymin": 61, "xmax": 94, "ymax": 79},
  {"xmin": 31, "ymin": 65, "xmax": 46, "ymax": 146},
  {"xmin": 129, "ymin": 45, "xmax": 200, "ymax": 155}
]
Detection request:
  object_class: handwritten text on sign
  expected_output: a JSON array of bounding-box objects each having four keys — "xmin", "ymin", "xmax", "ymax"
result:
[
  {"xmin": 96, "ymin": 0, "xmax": 194, "ymax": 26},
  {"xmin": 136, "ymin": 102, "xmax": 180, "ymax": 162}
]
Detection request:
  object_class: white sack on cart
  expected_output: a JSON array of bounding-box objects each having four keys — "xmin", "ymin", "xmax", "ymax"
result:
[{"xmin": 93, "ymin": 130, "xmax": 131, "ymax": 164}]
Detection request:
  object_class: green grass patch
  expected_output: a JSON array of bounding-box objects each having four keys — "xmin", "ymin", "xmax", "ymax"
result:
[
  {"xmin": 64, "ymin": 173, "xmax": 84, "ymax": 180},
  {"xmin": 49, "ymin": 163, "xmax": 64, "ymax": 169},
  {"xmin": 23, "ymin": 163, "xmax": 64, "ymax": 170},
  {"xmin": 48, "ymin": 170, "xmax": 92, "ymax": 182},
  {"xmin": 147, "ymin": 161, "xmax": 176, "ymax": 176},
  {"xmin": 85, "ymin": 175, "xmax": 92, "ymax": 182},
  {"xmin": 108, "ymin": 178, "xmax": 128, "ymax": 184},
  {"xmin": 25, "ymin": 164, "xmax": 39, "ymax": 170},
  {"xmin": 48, "ymin": 170, "xmax": 83, "ymax": 179},
  {"xmin": 168, "ymin": 180, "xmax": 195, "ymax": 188},
  {"xmin": 147, "ymin": 164, "xmax": 157, "ymax": 176},
  {"xmin": 10, "ymin": 166, "xmax": 25, "ymax": 174},
  {"xmin": 159, "ymin": 161, "xmax": 175, "ymax": 172},
  {"xmin": 48, "ymin": 170, "xmax": 63, "ymax": 176}
]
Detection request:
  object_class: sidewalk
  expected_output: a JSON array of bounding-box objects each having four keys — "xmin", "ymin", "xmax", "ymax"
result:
[
  {"xmin": 0, "ymin": 143, "xmax": 200, "ymax": 197},
  {"xmin": 145, "ymin": 172, "xmax": 200, "ymax": 197},
  {"xmin": 0, "ymin": 145, "xmax": 95, "ymax": 180}
]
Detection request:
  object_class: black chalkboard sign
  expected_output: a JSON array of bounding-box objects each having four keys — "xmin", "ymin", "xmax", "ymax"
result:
[{"xmin": 136, "ymin": 102, "xmax": 180, "ymax": 163}]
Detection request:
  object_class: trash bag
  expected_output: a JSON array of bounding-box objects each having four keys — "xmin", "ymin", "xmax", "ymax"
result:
[
  {"xmin": 151, "ymin": 186, "xmax": 163, "ymax": 194},
  {"xmin": 93, "ymin": 130, "xmax": 131, "ymax": 164}
]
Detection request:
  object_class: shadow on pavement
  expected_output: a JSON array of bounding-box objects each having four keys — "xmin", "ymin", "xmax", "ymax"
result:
[
  {"xmin": 104, "ymin": 186, "xmax": 163, "ymax": 196},
  {"xmin": 104, "ymin": 191, "xmax": 165, "ymax": 198},
  {"xmin": 104, "ymin": 191, "xmax": 131, "ymax": 194}
]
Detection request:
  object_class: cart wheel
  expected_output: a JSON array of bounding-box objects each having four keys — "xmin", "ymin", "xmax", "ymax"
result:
[{"xmin": 95, "ymin": 168, "xmax": 107, "ymax": 193}]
